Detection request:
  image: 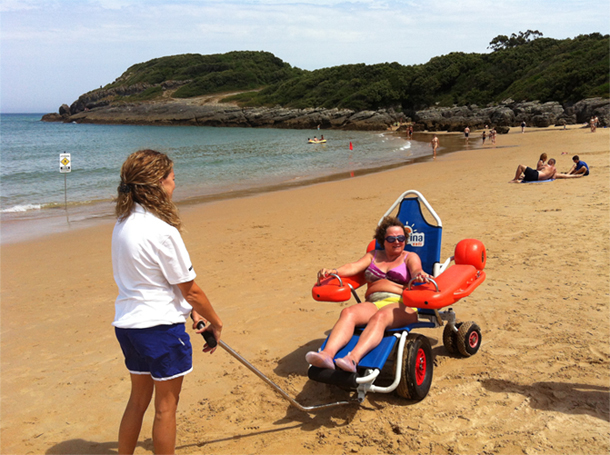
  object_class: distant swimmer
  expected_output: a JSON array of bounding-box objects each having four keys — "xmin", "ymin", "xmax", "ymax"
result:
[{"xmin": 430, "ymin": 135, "xmax": 439, "ymax": 160}]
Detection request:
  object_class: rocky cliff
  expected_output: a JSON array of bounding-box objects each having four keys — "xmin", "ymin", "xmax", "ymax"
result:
[
  {"xmin": 42, "ymin": 97, "xmax": 609, "ymax": 132},
  {"xmin": 409, "ymin": 98, "xmax": 609, "ymax": 132},
  {"xmin": 41, "ymin": 100, "xmax": 402, "ymax": 131}
]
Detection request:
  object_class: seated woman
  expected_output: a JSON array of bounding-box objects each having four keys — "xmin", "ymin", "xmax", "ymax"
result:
[
  {"xmin": 537, "ymin": 153, "xmax": 548, "ymax": 170},
  {"xmin": 306, "ymin": 216, "xmax": 430, "ymax": 373}
]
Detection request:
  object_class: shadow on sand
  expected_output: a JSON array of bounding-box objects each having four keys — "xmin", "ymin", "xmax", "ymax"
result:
[
  {"xmin": 46, "ymin": 438, "xmax": 151, "ymax": 454},
  {"xmin": 481, "ymin": 378, "xmax": 610, "ymax": 422}
]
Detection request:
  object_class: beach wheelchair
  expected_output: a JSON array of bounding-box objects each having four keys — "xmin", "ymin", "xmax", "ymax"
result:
[{"xmin": 309, "ymin": 190, "xmax": 486, "ymax": 403}]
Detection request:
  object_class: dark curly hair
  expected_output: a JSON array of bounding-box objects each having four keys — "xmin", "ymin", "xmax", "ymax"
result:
[{"xmin": 374, "ymin": 216, "xmax": 408, "ymax": 246}]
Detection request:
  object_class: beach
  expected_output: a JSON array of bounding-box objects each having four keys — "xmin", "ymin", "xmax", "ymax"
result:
[{"xmin": 1, "ymin": 126, "xmax": 608, "ymax": 454}]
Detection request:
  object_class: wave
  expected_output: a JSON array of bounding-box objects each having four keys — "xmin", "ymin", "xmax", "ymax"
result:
[{"xmin": 1, "ymin": 203, "xmax": 42, "ymax": 213}]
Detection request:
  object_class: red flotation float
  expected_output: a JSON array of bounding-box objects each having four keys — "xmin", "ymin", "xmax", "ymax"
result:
[{"xmin": 312, "ymin": 239, "xmax": 486, "ymax": 310}]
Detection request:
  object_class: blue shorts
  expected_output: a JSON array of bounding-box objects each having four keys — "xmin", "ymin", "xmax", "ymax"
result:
[{"xmin": 115, "ymin": 323, "xmax": 193, "ymax": 381}]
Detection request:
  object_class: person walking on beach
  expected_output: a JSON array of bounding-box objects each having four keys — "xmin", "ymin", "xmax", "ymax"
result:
[
  {"xmin": 112, "ymin": 149, "xmax": 223, "ymax": 455},
  {"xmin": 521, "ymin": 121, "xmax": 526, "ymax": 133},
  {"xmin": 464, "ymin": 126, "xmax": 470, "ymax": 144},
  {"xmin": 481, "ymin": 130, "xmax": 487, "ymax": 145},
  {"xmin": 430, "ymin": 135, "xmax": 439, "ymax": 160}
]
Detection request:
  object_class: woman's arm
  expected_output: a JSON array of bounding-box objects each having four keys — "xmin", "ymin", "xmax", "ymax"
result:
[
  {"xmin": 406, "ymin": 253, "xmax": 429, "ymax": 282},
  {"xmin": 317, "ymin": 252, "xmax": 373, "ymax": 283},
  {"xmin": 177, "ymin": 280, "xmax": 223, "ymax": 351}
]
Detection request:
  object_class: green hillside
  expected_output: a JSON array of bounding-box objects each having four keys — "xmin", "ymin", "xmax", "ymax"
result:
[
  {"xmin": 105, "ymin": 50, "xmax": 303, "ymax": 98},
  {"xmin": 96, "ymin": 33, "xmax": 608, "ymax": 112},
  {"xmin": 240, "ymin": 33, "xmax": 608, "ymax": 110}
]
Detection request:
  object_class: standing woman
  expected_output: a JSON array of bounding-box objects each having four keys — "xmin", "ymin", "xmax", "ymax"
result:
[{"xmin": 112, "ymin": 149, "xmax": 223, "ymax": 454}]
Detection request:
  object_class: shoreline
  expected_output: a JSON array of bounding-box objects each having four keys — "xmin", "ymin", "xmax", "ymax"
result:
[
  {"xmin": 0, "ymin": 132, "xmax": 472, "ymax": 245},
  {"xmin": 1, "ymin": 126, "xmax": 608, "ymax": 454}
]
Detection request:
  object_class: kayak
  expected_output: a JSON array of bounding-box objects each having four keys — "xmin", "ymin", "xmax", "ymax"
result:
[{"xmin": 308, "ymin": 139, "xmax": 327, "ymax": 144}]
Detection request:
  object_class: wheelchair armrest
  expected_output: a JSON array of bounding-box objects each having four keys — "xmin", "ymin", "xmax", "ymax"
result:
[
  {"xmin": 402, "ymin": 264, "xmax": 486, "ymax": 309},
  {"xmin": 312, "ymin": 272, "xmax": 366, "ymax": 302}
]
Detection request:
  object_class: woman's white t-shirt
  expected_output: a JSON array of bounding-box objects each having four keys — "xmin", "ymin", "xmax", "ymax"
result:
[{"xmin": 112, "ymin": 204, "xmax": 197, "ymax": 329}]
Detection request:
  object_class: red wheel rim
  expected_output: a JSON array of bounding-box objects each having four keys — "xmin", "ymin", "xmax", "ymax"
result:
[
  {"xmin": 415, "ymin": 348, "xmax": 426, "ymax": 385},
  {"xmin": 468, "ymin": 331, "xmax": 479, "ymax": 348}
]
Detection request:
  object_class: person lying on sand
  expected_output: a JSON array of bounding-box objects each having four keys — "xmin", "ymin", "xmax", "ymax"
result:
[
  {"xmin": 305, "ymin": 216, "xmax": 430, "ymax": 373},
  {"xmin": 510, "ymin": 158, "xmax": 584, "ymax": 183},
  {"xmin": 510, "ymin": 158, "xmax": 557, "ymax": 183}
]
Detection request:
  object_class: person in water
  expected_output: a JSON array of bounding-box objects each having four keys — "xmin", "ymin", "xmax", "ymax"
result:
[
  {"xmin": 306, "ymin": 216, "xmax": 430, "ymax": 372},
  {"xmin": 430, "ymin": 135, "xmax": 439, "ymax": 159}
]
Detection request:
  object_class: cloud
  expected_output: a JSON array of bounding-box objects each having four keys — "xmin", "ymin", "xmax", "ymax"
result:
[{"xmin": 1, "ymin": 0, "xmax": 608, "ymax": 112}]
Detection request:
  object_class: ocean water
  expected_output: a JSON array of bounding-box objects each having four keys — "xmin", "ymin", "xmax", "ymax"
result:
[{"xmin": 1, "ymin": 114, "xmax": 435, "ymax": 243}]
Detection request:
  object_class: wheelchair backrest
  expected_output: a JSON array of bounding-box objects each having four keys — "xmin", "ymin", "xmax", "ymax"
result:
[{"xmin": 375, "ymin": 195, "xmax": 442, "ymax": 275}]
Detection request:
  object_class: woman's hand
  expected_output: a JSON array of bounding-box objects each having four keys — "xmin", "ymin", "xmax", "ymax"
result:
[
  {"xmin": 199, "ymin": 324, "xmax": 222, "ymax": 354},
  {"xmin": 191, "ymin": 310, "xmax": 205, "ymax": 330},
  {"xmin": 317, "ymin": 268, "xmax": 338, "ymax": 284},
  {"xmin": 413, "ymin": 271, "xmax": 430, "ymax": 283},
  {"xmin": 178, "ymin": 280, "xmax": 223, "ymax": 353}
]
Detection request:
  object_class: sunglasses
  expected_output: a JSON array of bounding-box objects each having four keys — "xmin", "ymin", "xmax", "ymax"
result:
[{"xmin": 385, "ymin": 235, "xmax": 406, "ymax": 243}]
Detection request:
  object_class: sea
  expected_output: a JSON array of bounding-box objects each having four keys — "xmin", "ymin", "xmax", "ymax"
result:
[{"xmin": 0, "ymin": 113, "xmax": 444, "ymax": 244}]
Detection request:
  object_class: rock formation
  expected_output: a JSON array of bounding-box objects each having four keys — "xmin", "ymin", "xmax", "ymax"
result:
[
  {"xmin": 42, "ymin": 95, "xmax": 609, "ymax": 133},
  {"xmin": 410, "ymin": 98, "xmax": 609, "ymax": 133}
]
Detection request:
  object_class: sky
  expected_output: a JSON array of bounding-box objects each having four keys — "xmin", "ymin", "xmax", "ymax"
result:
[{"xmin": 1, "ymin": 0, "xmax": 608, "ymax": 114}]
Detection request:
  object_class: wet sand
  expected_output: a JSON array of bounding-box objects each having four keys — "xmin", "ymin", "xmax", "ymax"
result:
[{"xmin": 1, "ymin": 125, "xmax": 608, "ymax": 454}]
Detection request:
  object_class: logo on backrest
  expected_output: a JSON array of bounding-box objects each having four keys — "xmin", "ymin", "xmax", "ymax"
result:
[{"xmin": 404, "ymin": 224, "xmax": 425, "ymax": 247}]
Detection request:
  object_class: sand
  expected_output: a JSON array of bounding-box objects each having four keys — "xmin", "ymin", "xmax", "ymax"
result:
[{"xmin": 1, "ymin": 126, "xmax": 609, "ymax": 454}]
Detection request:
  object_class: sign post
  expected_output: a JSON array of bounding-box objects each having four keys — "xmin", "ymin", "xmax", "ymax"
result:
[{"xmin": 59, "ymin": 153, "xmax": 71, "ymax": 210}]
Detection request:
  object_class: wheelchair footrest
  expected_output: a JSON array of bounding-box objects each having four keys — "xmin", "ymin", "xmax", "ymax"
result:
[{"xmin": 308, "ymin": 366, "xmax": 359, "ymax": 388}]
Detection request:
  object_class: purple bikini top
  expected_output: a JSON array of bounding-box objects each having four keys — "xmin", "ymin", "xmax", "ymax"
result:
[{"xmin": 364, "ymin": 252, "xmax": 410, "ymax": 285}]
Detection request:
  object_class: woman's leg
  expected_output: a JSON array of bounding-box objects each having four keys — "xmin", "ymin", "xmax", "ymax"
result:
[
  {"xmin": 343, "ymin": 304, "xmax": 417, "ymax": 365},
  {"xmin": 152, "ymin": 376, "xmax": 184, "ymax": 455},
  {"xmin": 321, "ymin": 302, "xmax": 378, "ymax": 358},
  {"xmin": 118, "ymin": 374, "xmax": 154, "ymax": 455}
]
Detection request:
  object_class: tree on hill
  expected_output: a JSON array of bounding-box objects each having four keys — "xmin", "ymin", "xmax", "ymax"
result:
[{"xmin": 488, "ymin": 30, "xmax": 544, "ymax": 51}]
